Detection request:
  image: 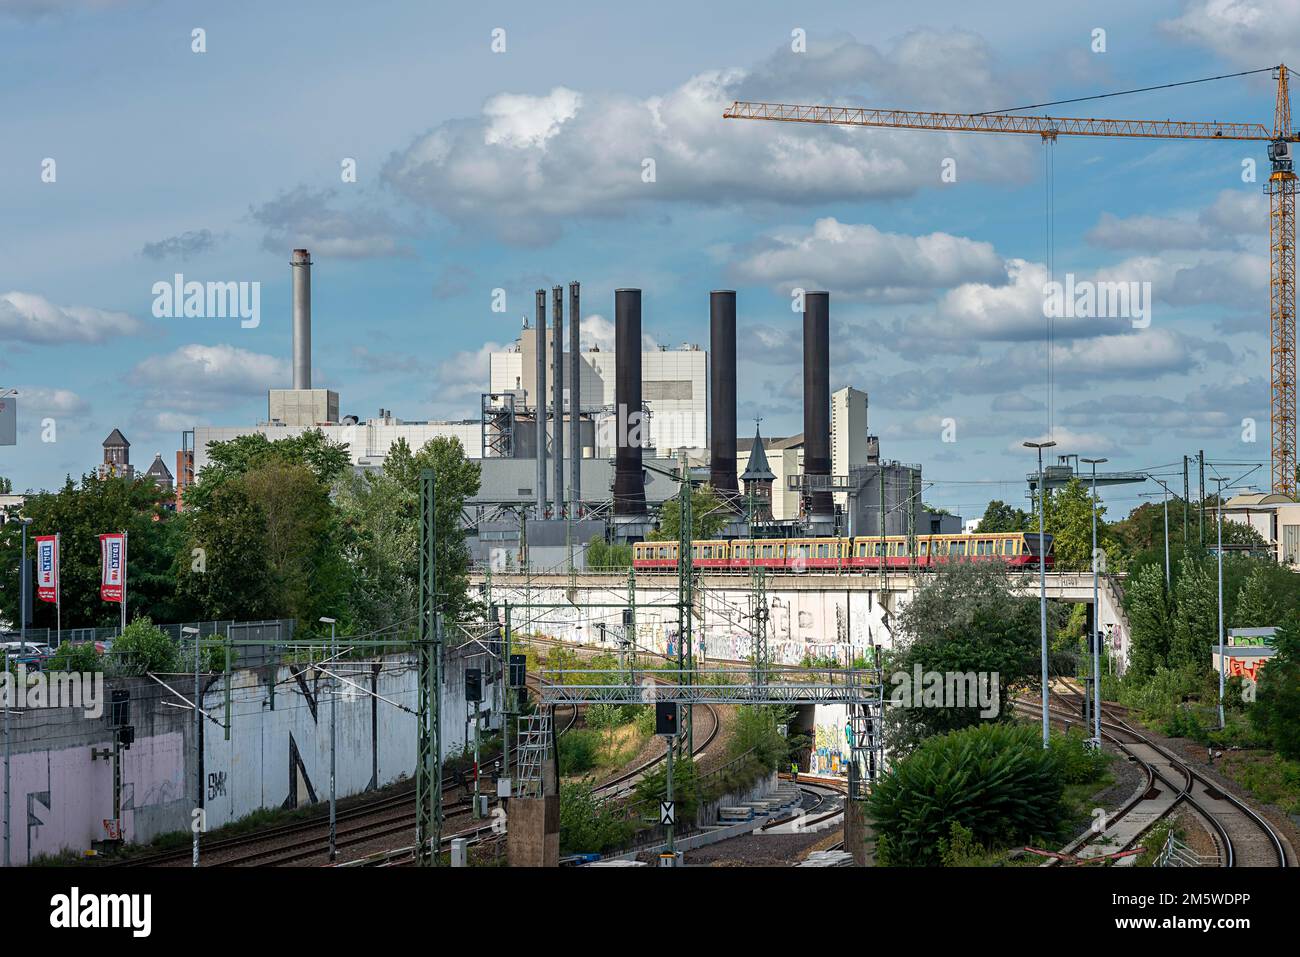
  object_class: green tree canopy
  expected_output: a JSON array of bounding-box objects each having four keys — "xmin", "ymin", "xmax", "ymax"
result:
[
  {"xmin": 974, "ymin": 500, "xmax": 1031, "ymax": 533},
  {"xmin": 649, "ymin": 483, "xmax": 731, "ymax": 542}
]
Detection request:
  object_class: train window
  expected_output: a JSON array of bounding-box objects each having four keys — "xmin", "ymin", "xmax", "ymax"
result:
[
  {"xmin": 919, "ymin": 541, "xmax": 929, "ymax": 556},
  {"xmin": 1007, "ymin": 539, "xmax": 1019, "ymax": 556},
  {"xmin": 953, "ymin": 541, "xmax": 966, "ymax": 557}
]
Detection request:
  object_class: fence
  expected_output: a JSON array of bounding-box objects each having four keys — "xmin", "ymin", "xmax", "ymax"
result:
[
  {"xmin": 1156, "ymin": 832, "xmax": 1213, "ymax": 867},
  {"xmin": 6, "ymin": 618, "xmax": 295, "ymax": 669}
]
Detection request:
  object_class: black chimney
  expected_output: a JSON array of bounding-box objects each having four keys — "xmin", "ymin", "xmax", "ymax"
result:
[
  {"xmin": 613, "ymin": 288, "xmax": 647, "ymax": 516},
  {"xmin": 803, "ymin": 291, "xmax": 833, "ymax": 523},
  {"xmin": 709, "ymin": 290, "xmax": 739, "ymax": 501}
]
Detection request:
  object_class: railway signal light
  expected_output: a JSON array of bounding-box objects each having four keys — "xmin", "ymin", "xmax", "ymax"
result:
[
  {"xmin": 465, "ymin": 668, "xmax": 482, "ymax": 703},
  {"xmin": 655, "ymin": 701, "xmax": 678, "ymax": 736}
]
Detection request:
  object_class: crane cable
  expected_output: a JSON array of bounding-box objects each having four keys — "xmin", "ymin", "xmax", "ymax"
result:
[{"xmin": 975, "ymin": 65, "xmax": 1278, "ymax": 116}]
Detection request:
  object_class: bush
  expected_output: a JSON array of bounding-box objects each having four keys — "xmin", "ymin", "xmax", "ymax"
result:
[
  {"xmin": 559, "ymin": 779, "xmax": 636, "ymax": 854},
  {"xmin": 558, "ymin": 729, "xmax": 600, "ymax": 775},
  {"xmin": 45, "ymin": 641, "xmax": 104, "ymax": 674},
  {"xmin": 1048, "ymin": 727, "xmax": 1108, "ymax": 784},
  {"xmin": 868, "ymin": 723, "xmax": 1064, "ymax": 867},
  {"xmin": 111, "ymin": 617, "xmax": 180, "ymax": 676},
  {"xmin": 634, "ymin": 754, "xmax": 698, "ymax": 822}
]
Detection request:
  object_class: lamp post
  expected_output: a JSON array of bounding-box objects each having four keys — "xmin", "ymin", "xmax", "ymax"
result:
[
  {"xmin": 1211, "ymin": 482, "xmax": 1227, "ymax": 731},
  {"xmin": 181, "ymin": 625, "xmax": 200, "ymax": 868},
  {"xmin": 1023, "ymin": 440, "xmax": 1056, "ymax": 748},
  {"xmin": 1081, "ymin": 458, "xmax": 1108, "ymax": 747},
  {"xmin": 320, "ymin": 616, "xmax": 338, "ymax": 861}
]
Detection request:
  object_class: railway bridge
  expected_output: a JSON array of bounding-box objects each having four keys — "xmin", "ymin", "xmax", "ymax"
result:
[{"xmin": 471, "ymin": 570, "xmax": 1131, "ymax": 670}]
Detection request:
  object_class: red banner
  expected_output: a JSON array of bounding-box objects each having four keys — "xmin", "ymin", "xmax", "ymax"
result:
[
  {"xmin": 99, "ymin": 533, "xmax": 125, "ymax": 603},
  {"xmin": 35, "ymin": 535, "xmax": 58, "ymax": 604}
]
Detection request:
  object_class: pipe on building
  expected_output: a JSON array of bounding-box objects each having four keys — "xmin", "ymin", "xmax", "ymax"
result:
[
  {"xmin": 535, "ymin": 289, "xmax": 547, "ymax": 519},
  {"xmin": 709, "ymin": 290, "xmax": 739, "ymax": 502},
  {"xmin": 613, "ymin": 288, "xmax": 647, "ymax": 516},
  {"xmin": 291, "ymin": 249, "xmax": 312, "ymax": 390},
  {"xmin": 552, "ymin": 285, "xmax": 564, "ymax": 518},
  {"xmin": 569, "ymin": 281, "xmax": 581, "ymax": 518},
  {"xmin": 803, "ymin": 290, "xmax": 833, "ymax": 523}
]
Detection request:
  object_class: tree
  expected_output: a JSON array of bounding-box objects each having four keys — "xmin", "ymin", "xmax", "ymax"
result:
[
  {"xmin": 974, "ymin": 500, "xmax": 1030, "ymax": 533},
  {"xmin": 885, "ymin": 561, "xmax": 1053, "ymax": 754},
  {"xmin": 1249, "ymin": 613, "xmax": 1300, "ymax": 759},
  {"xmin": 1040, "ymin": 478, "xmax": 1121, "ymax": 573},
  {"xmin": 111, "ymin": 616, "xmax": 180, "ymax": 676},
  {"xmin": 1234, "ymin": 566, "xmax": 1281, "ymax": 629},
  {"xmin": 1169, "ymin": 555, "xmax": 1218, "ymax": 670},
  {"xmin": 176, "ymin": 478, "xmax": 274, "ymax": 620},
  {"xmin": 184, "ymin": 429, "xmax": 351, "ymax": 511},
  {"xmin": 650, "ymin": 484, "xmax": 731, "ymax": 542},
  {"xmin": 0, "ymin": 473, "xmax": 191, "ymax": 629},
  {"xmin": 0, "ymin": 476, "xmax": 11, "ymax": 494},
  {"xmin": 1125, "ymin": 563, "xmax": 1174, "ymax": 677}
]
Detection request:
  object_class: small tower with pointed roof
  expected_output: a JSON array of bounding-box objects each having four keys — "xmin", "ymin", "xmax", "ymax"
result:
[
  {"xmin": 99, "ymin": 429, "xmax": 135, "ymax": 480},
  {"xmin": 741, "ymin": 421, "xmax": 776, "ymax": 523}
]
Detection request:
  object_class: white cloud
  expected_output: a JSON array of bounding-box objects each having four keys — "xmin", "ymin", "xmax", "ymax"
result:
[
  {"xmin": 131, "ymin": 344, "xmax": 289, "ymax": 411},
  {"xmin": 250, "ymin": 187, "xmax": 409, "ymax": 260},
  {"xmin": 0, "ymin": 291, "xmax": 145, "ymax": 344},
  {"xmin": 1011, "ymin": 427, "xmax": 1115, "ymax": 455},
  {"xmin": 12, "ymin": 386, "xmax": 88, "ymax": 419},
  {"xmin": 1085, "ymin": 190, "xmax": 1266, "ymax": 251},
  {"xmin": 579, "ymin": 315, "xmax": 658, "ymax": 352},
  {"xmin": 1161, "ymin": 1, "xmax": 1300, "ymax": 67},
  {"xmin": 383, "ymin": 34, "xmax": 1033, "ymax": 244},
  {"xmin": 731, "ymin": 218, "xmax": 1003, "ymax": 301}
]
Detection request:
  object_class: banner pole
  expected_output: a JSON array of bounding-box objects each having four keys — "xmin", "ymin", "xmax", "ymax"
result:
[
  {"xmin": 55, "ymin": 533, "xmax": 61, "ymax": 644},
  {"xmin": 121, "ymin": 530, "xmax": 127, "ymax": 633}
]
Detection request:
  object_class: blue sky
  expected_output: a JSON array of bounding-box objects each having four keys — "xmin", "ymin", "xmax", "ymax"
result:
[{"xmin": 1, "ymin": 0, "xmax": 1296, "ymax": 520}]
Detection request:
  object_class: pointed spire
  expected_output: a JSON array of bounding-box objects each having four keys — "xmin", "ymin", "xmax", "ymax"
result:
[{"xmin": 741, "ymin": 420, "xmax": 774, "ymax": 484}]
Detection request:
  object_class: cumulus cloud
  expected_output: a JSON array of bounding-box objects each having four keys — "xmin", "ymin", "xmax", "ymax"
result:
[
  {"xmin": 1161, "ymin": 0, "xmax": 1300, "ymax": 67},
  {"xmin": 731, "ymin": 218, "xmax": 1003, "ymax": 301},
  {"xmin": 382, "ymin": 34, "xmax": 1033, "ymax": 244},
  {"xmin": 0, "ymin": 291, "xmax": 145, "ymax": 344},
  {"xmin": 430, "ymin": 341, "xmax": 507, "ymax": 418},
  {"xmin": 131, "ymin": 344, "xmax": 289, "ymax": 412},
  {"xmin": 1085, "ymin": 190, "xmax": 1266, "ymax": 251},
  {"xmin": 249, "ymin": 187, "xmax": 410, "ymax": 259},
  {"xmin": 141, "ymin": 229, "xmax": 220, "ymax": 261},
  {"xmin": 12, "ymin": 386, "xmax": 89, "ymax": 419},
  {"xmin": 579, "ymin": 315, "xmax": 658, "ymax": 353},
  {"xmin": 1011, "ymin": 426, "xmax": 1115, "ymax": 454}
]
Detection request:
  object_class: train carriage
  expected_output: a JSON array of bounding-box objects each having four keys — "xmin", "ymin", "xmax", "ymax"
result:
[{"xmin": 631, "ymin": 531, "xmax": 1053, "ymax": 572}]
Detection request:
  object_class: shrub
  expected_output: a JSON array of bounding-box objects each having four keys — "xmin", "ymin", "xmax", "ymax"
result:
[
  {"xmin": 558, "ymin": 729, "xmax": 600, "ymax": 775},
  {"xmin": 111, "ymin": 617, "xmax": 180, "ymax": 676},
  {"xmin": 559, "ymin": 779, "xmax": 635, "ymax": 854},
  {"xmin": 45, "ymin": 641, "xmax": 104, "ymax": 674},
  {"xmin": 634, "ymin": 754, "xmax": 698, "ymax": 822},
  {"xmin": 867, "ymin": 723, "xmax": 1064, "ymax": 867},
  {"xmin": 1048, "ymin": 727, "xmax": 1108, "ymax": 784}
]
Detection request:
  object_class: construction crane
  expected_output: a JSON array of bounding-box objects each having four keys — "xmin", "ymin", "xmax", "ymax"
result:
[{"xmin": 725, "ymin": 66, "xmax": 1299, "ymax": 497}]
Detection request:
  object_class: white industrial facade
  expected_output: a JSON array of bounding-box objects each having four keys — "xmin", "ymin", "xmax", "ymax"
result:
[{"xmin": 489, "ymin": 334, "xmax": 707, "ymax": 455}]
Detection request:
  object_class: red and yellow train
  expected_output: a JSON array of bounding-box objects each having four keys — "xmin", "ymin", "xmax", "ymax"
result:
[{"xmin": 632, "ymin": 531, "xmax": 1054, "ymax": 571}]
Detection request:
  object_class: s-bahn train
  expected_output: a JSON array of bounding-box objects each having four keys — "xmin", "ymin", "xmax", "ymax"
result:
[{"xmin": 632, "ymin": 531, "xmax": 1054, "ymax": 571}]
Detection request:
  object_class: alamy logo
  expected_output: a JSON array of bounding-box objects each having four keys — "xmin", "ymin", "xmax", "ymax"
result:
[
  {"xmin": 1042, "ymin": 273, "xmax": 1151, "ymax": 328},
  {"xmin": 888, "ymin": 666, "xmax": 1000, "ymax": 718},
  {"xmin": 0, "ymin": 665, "xmax": 104, "ymax": 719},
  {"xmin": 49, "ymin": 887, "xmax": 151, "ymax": 937},
  {"xmin": 151, "ymin": 273, "xmax": 261, "ymax": 328}
]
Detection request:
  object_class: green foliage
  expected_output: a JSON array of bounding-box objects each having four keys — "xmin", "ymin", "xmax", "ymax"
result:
[
  {"xmin": 974, "ymin": 500, "xmax": 1030, "ymax": 534},
  {"xmin": 558, "ymin": 729, "xmax": 600, "ymax": 775},
  {"xmin": 45, "ymin": 640, "xmax": 104, "ymax": 673},
  {"xmin": 185, "ymin": 429, "xmax": 351, "ymax": 511},
  {"xmin": 176, "ymin": 477, "xmax": 273, "ymax": 620},
  {"xmin": 1170, "ymin": 555, "xmax": 1218, "ymax": 669},
  {"xmin": 1125, "ymin": 563, "xmax": 1174, "ymax": 677},
  {"xmin": 1037, "ymin": 479, "xmax": 1121, "ymax": 573},
  {"xmin": 634, "ymin": 754, "xmax": 698, "ymax": 822},
  {"xmin": 112, "ymin": 617, "xmax": 179, "ymax": 676},
  {"xmin": 558, "ymin": 779, "xmax": 636, "ymax": 855},
  {"xmin": 586, "ymin": 536, "xmax": 632, "ymax": 570},
  {"xmin": 938, "ymin": 821, "xmax": 998, "ymax": 867},
  {"xmin": 868, "ymin": 723, "xmax": 1064, "ymax": 867},
  {"xmin": 886, "ymin": 561, "xmax": 1054, "ymax": 754},
  {"xmin": 728, "ymin": 705, "xmax": 801, "ymax": 770},
  {"xmin": 1115, "ymin": 664, "xmax": 1204, "ymax": 720},
  {"xmin": 649, "ymin": 484, "xmax": 730, "ymax": 542},
  {"xmin": 0, "ymin": 473, "xmax": 192, "ymax": 629},
  {"xmin": 1047, "ymin": 727, "xmax": 1108, "ymax": 784},
  {"xmin": 1233, "ymin": 565, "xmax": 1283, "ymax": 628},
  {"xmin": 1250, "ymin": 613, "xmax": 1300, "ymax": 759}
]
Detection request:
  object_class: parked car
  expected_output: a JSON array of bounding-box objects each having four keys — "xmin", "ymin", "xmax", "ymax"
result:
[{"xmin": 1, "ymin": 640, "xmax": 55, "ymax": 668}]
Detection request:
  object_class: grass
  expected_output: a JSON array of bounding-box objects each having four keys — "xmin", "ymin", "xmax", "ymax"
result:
[{"xmin": 1216, "ymin": 750, "xmax": 1300, "ymax": 815}]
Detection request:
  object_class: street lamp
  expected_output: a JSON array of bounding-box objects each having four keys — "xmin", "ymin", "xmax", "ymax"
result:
[
  {"xmin": 1023, "ymin": 440, "xmax": 1056, "ymax": 749},
  {"xmin": 319, "ymin": 616, "xmax": 338, "ymax": 861},
  {"xmin": 181, "ymin": 625, "xmax": 200, "ymax": 868},
  {"xmin": 1210, "ymin": 482, "xmax": 1228, "ymax": 731},
  {"xmin": 1081, "ymin": 457, "xmax": 1107, "ymax": 747}
]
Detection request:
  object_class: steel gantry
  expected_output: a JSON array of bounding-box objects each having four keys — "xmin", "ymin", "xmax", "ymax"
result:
[{"xmin": 415, "ymin": 468, "xmax": 443, "ymax": 866}]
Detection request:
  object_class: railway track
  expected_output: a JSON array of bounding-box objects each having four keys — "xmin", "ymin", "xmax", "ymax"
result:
[{"xmin": 1018, "ymin": 689, "xmax": 1289, "ymax": 868}]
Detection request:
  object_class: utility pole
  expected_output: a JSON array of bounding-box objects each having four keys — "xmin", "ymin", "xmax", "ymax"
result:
[
  {"xmin": 1182, "ymin": 455, "xmax": 1190, "ymax": 545},
  {"xmin": 676, "ymin": 450, "xmax": 694, "ymax": 757},
  {"xmin": 320, "ymin": 616, "xmax": 338, "ymax": 862},
  {"xmin": 1024, "ymin": 439, "xmax": 1056, "ymax": 749},
  {"xmin": 1199, "ymin": 450, "xmax": 1206, "ymax": 548},
  {"xmin": 182, "ymin": 625, "xmax": 200, "ymax": 868},
  {"xmin": 415, "ymin": 468, "xmax": 443, "ymax": 866},
  {"xmin": 878, "ymin": 465, "xmax": 886, "ymax": 592},
  {"xmin": 1215, "ymin": 476, "xmax": 1227, "ymax": 730},
  {"xmin": 1082, "ymin": 458, "xmax": 1107, "ymax": 747}
]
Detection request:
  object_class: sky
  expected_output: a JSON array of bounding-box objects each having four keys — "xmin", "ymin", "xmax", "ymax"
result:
[{"xmin": 1, "ymin": 0, "xmax": 1297, "ymax": 521}]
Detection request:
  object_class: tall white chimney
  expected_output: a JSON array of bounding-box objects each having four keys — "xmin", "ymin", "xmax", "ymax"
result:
[{"xmin": 291, "ymin": 249, "xmax": 312, "ymax": 390}]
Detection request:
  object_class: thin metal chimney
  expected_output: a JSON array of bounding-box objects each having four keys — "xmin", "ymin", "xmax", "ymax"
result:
[
  {"xmin": 709, "ymin": 290, "xmax": 739, "ymax": 502},
  {"xmin": 803, "ymin": 291, "xmax": 833, "ymax": 523},
  {"xmin": 535, "ymin": 289, "xmax": 547, "ymax": 519},
  {"xmin": 552, "ymin": 285, "xmax": 564, "ymax": 518},
  {"xmin": 569, "ymin": 281, "xmax": 581, "ymax": 518},
  {"xmin": 291, "ymin": 249, "xmax": 312, "ymax": 389},
  {"xmin": 613, "ymin": 288, "xmax": 647, "ymax": 516}
]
